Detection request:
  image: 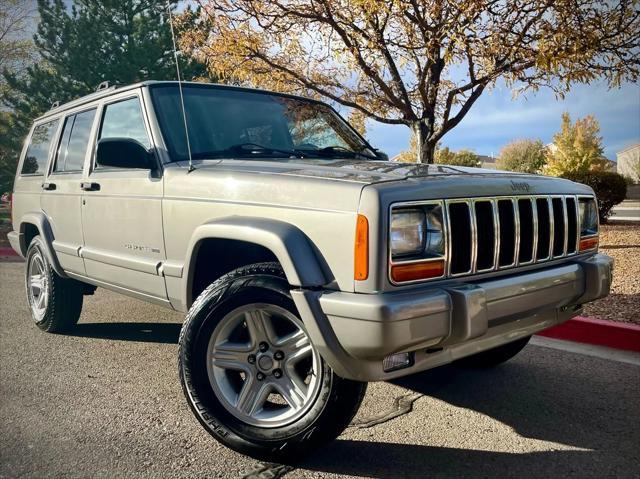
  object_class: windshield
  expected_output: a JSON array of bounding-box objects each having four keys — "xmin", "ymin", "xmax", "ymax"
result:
[{"xmin": 150, "ymin": 85, "xmax": 376, "ymax": 162}]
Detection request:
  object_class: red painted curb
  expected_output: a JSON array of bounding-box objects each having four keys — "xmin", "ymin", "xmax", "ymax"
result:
[
  {"xmin": 0, "ymin": 247, "xmax": 18, "ymax": 257},
  {"xmin": 537, "ymin": 316, "xmax": 640, "ymax": 353}
]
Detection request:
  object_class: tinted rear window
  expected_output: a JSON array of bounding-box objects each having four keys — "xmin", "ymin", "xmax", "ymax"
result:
[
  {"xmin": 21, "ymin": 119, "xmax": 59, "ymax": 175},
  {"xmin": 54, "ymin": 109, "xmax": 96, "ymax": 172}
]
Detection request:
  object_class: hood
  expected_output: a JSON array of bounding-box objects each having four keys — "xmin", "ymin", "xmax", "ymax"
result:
[{"xmin": 181, "ymin": 158, "xmax": 529, "ymax": 184}]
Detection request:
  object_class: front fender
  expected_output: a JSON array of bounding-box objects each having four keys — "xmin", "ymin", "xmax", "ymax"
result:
[{"xmin": 182, "ymin": 216, "xmax": 328, "ymax": 307}]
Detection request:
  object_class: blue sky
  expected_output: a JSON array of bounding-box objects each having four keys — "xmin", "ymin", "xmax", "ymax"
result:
[{"xmin": 364, "ymin": 80, "xmax": 640, "ymax": 161}]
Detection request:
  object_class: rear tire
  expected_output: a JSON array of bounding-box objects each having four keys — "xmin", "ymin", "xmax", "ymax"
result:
[
  {"xmin": 179, "ymin": 262, "xmax": 366, "ymax": 462},
  {"xmin": 25, "ymin": 236, "xmax": 83, "ymax": 333},
  {"xmin": 456, "ymin": 336, "xmax": 531, "ymax": 368}
]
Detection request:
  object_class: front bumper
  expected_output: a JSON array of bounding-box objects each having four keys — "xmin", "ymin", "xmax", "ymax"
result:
[{"xmin": 292, "ymin": 253, "xmax": 613, "ymax": 381}]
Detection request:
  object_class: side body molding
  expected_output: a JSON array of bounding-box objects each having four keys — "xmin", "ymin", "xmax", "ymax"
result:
[
  {"xmin": 182, "ymin": 217, "xmax": 328, "ymax": 307},
  {"xmin": 18, "ymin": 212, "xmax": 68, "ymax": 278}
]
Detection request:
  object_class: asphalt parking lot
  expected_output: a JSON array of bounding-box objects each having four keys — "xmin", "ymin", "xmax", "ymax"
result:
[{"xmin": 1, "ymin": 261, "xmax": 639, "ymax": 479}]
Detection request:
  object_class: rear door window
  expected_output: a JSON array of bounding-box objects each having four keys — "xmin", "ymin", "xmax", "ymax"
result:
[
  {"xmin": 54, "ymin": 108, "xmax": 97, "ymax": 172},
  {"xmin": 21, "ymin": 119, "xmax": 59, "ymax": 175}
]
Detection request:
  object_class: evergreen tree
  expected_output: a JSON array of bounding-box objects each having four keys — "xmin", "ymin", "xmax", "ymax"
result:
[{"xmin": 0, "ymin": 0, "xmax": 209, "ymax": 193}]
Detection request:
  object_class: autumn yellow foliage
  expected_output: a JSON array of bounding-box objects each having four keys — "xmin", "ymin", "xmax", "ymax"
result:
[
  {"xmin": 179, "ymin": 1, "xmax": 640, "ymax": 163},
  {"xmin": 544, "ymin": 113, "xmax": 609, "ymax": 176}
]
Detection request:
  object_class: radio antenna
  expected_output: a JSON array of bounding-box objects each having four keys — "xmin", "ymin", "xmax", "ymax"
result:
[{"xmin": 167, "ymin": 3, "xmax": 194, "ymax": 172}]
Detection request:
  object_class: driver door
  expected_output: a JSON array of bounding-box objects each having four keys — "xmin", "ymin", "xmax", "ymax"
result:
[{"xmin": 80, "ymin": 91, "xmax": 168, "ymax": 304}]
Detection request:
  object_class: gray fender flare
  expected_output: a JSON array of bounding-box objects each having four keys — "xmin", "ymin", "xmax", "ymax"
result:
[
  {"xmin": 183, "ymin": 216, "xmax": 328, "ymax": 308},
  {"xmin": 19, "ymin": 212, "xmax": 68, "ymax": 278}
]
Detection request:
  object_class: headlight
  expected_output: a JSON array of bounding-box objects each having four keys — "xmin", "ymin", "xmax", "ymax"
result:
[
  {"xmin": 578, "ymin": 197, "xmax": 599, "ymax": 251},
  {"xmin": 578, "ymin": 198, "xmax": 598, "ymax": 237},
  {"xmin": 424, "ymin": 206, "xmax": 445, "ymax": 257},
  {"xmin": 390, "ymin": 204, "xmax": 446, "ymax": 283},
  {"xmin": 390, "ymin": 209, "xmax": 425, "ymax": 257}
]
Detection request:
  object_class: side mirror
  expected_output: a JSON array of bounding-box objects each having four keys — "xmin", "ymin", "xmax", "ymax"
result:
[
  {"xmin": 96, "ymin": 138, "xmax": 154, "ymax": 169},
  {"xmin": 374, "ymin": 149, "xmax": 389, "ymax": 161}
]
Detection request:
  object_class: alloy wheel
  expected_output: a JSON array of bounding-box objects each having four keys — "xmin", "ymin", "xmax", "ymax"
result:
[{"xmin": 206, "ymin": 303, "xmax": 322, "ymax": 428}]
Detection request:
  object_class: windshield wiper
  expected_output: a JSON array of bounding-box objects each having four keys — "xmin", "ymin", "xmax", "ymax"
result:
[
  {"xmin": 189, "ymin": 143, "xmax": 379, "ymax": 161},
  {"xmin": 228, "ymin": 143, "xmax": 307, "ymax": 158},
  {"xmin": 312, "ymin": 145, "xmax": 380, "ymax": 161},
  {"xmin": 191, "ymin": 143, "xmax": 308, "ymax": 160}
]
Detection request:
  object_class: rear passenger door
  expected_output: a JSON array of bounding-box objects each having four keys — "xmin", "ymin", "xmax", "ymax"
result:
[
  {"xmin": 41, "ymin": 108, "xmax": 97, "ymax": 276},
  {"xmin": 80, "ymin": 92, "xmax": 168, "ymax": 303},
  {"xmin": 12, "ymin": 119, "xmax": 60, "ymax": 238}
]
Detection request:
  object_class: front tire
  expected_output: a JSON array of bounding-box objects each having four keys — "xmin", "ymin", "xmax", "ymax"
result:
[
  {"xmin": 178, "ymin": 262, "xmax": 366, "ymax": 462},
  {"xmin": 456, "ymin": 336, "xmax": 531, "ymax": 368},
  {"xmin": 25, "ymin": 236, "xmax": 83, "ymax": 333}
]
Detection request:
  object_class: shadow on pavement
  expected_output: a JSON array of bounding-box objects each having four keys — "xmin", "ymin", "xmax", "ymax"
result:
[
  {"xmin": 302, "ymin": 440, "xmax": 591, "ymax": 479},
  {"xmin": 69, "ymin": 322, "xmax": 182, "ymax": 344},
  {"xmin": 393, "ymin": 358, "xmax": 638, "ymax": 454},
  {"xmin": 301, "ymin": 349, "xmax": 639, "ymax": 478}
]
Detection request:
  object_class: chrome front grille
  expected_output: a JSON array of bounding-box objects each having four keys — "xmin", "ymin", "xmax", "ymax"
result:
[{"xmin": 445, "ymin": 195, "xmax": 581, "ymax": 278}]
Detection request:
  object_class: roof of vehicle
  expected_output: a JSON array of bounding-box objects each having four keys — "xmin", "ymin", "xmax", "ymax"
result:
[{"xmin": 36, "ymin": 80, "xmax": 326, "ymax": 122}]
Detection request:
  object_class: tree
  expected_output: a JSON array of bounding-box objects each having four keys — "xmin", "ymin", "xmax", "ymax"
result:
[
  {"xmin": 394, "ymin": 134, "xmax": 419, "ymax": 163},
  {"xmin": 451, "ymin": 149, "xmax": 480, "ymax": 168},
  {"xmin": 544, "ymin": 113, "xmax": 609, "ymax": 176},
  {"xmin": 434, "ymin": 146, "xmax": 456, "ymax": 165},
  {"xmin": 435, "ymin": 148, "xmax": 480, "ymax": 167},
  {"xmin": 0, "ymin": 0, "xmax": 209, "ymax": 193},
  {"xmin": 496, "ymin": 139, "xmax": 547, "ymax": 173},
  {"xmin": 0, "ymin": 1, "xmax": 37, "ymax": 193},
  {"xmin": 181, "ymin": 0, "xmax": 640, "ymax": 163},
  {"xmin": 396, "ymin": 140, "xmax": 479, "ymax": 167},
  {"xmin": 0, "ymin": 0, "xmax": 36, "ymax": 95}
]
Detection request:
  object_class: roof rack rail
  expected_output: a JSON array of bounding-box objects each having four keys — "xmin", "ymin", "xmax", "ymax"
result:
[
  {"xmin": 50, "ymin": 101, "xmax": 60, "ymax": 109},
  {"xmin": 96, "ymin": 81, "xmax": 112, "ymax": 91}
]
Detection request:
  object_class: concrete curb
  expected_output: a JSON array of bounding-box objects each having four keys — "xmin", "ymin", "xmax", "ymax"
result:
[{"xmin": 537, "ymin": 316, "xmax": 640, "ymax": 353}]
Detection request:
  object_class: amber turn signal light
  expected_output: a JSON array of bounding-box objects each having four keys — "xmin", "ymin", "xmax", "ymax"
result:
[
  {"xmin": 579, "ymin": 235, "xmax": 599, "ymax": 252},
  {"xmin": 391, "ymin": 259, "xmax": 445, "ymax": 283},
  {"xmin": 354, "ymin": 214, "xmax": 369, "ymax": 280}
]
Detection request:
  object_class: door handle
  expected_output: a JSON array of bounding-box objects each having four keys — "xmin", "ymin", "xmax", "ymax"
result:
[
  {"xmin": 42, "ymin": 182, "xmax": 56, "ymax": 191},
  {"xmin": 80, "ymin": 182, "xmax": 100, "ymax": 191}
]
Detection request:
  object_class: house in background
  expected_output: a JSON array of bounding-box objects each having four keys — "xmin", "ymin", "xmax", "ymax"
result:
[
  {"xmin": 478, "ymin": 155, "xmax": 497, "ymax": 169},
  {"xmin": 617, "ymin": 143, "xmax": 640, "ymax": 183}
]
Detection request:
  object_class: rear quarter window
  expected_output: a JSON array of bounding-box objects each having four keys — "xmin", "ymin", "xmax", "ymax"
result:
[{"xmin": 21, "ymin": 119, "xmax": 59, "ymax": 175}]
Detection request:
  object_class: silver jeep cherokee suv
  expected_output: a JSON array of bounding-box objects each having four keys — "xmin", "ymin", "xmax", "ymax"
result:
[{"xmin": 9, "ymin": 81, "xmax": 612, "ymax": 461}]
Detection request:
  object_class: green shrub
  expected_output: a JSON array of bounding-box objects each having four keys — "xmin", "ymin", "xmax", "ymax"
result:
[
  {"xmin": 562, "ymin": 171, "xmax": 627, "ymax": 223},
  {"xmin": 496, "ymin": 139, "xmax": 547, "ymax": 173},
  {"xmin": 434, "ymin": 147, "xmax": 480, "ymax": 167}
]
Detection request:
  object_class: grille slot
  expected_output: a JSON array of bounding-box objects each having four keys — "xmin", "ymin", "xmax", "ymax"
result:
[
  {"xmin": 552, "ymin": 197, "xmax": 566, "ymax": 257},
  {"xmin": 448, "ymin": 202, "xmax": 472, "ymax": 275},
  {"xmin": 517, "ymin": 199, "xmax": 534, "ymax": 263},
  {"xmin": 497, "ymin": 200, "xmax": 516, "ymax": 267},
  {"xmin": 566, "ymin": 197, "xmax": 578, "ymax": 254},
  {"xmin": 474, "ymin": 201, "xmax": 495, "ymax": 271},
  {"xmin": 536, "ymin": 198, "xmax": 551, "ymax": 260}
]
